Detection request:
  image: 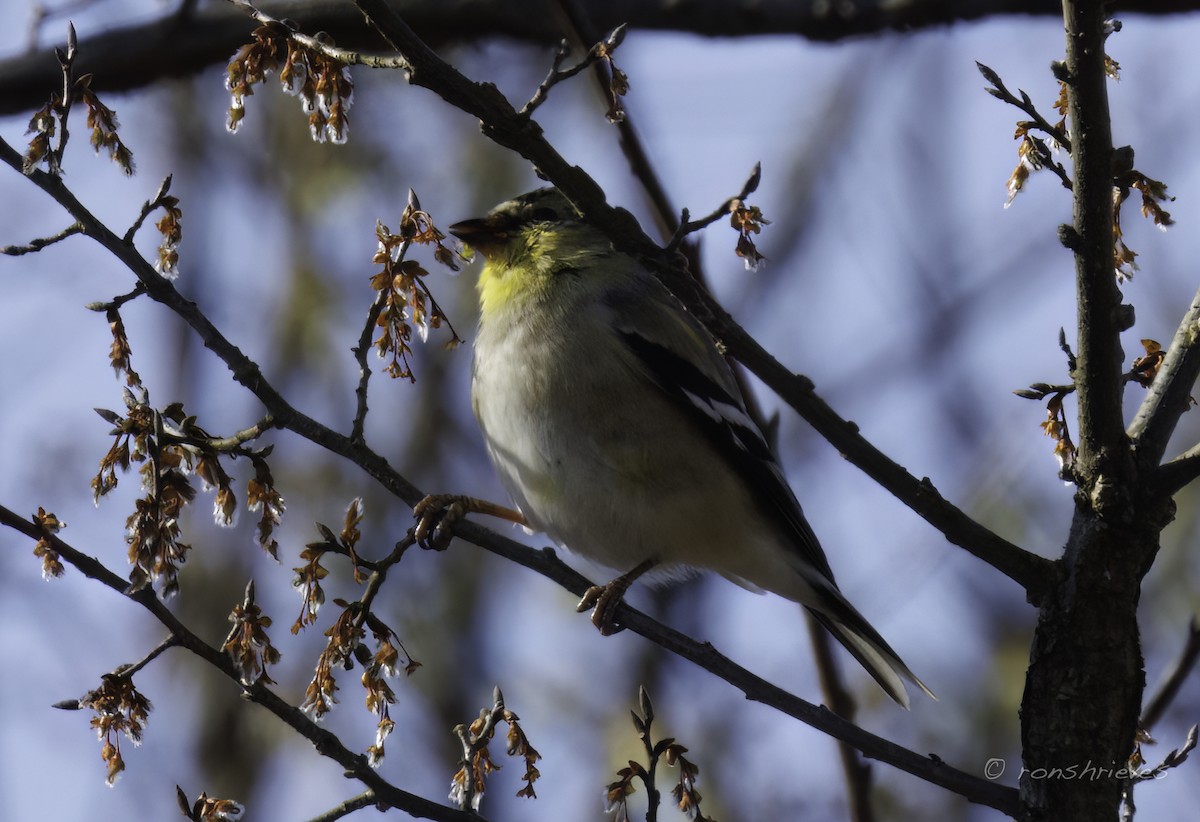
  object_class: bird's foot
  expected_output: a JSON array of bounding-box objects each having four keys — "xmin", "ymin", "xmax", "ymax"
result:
[
  {"xmin": 412, "ymin": 494, "xmax": 526, "ymax": 550},
  {"xmin": 575, "ymin": 558, "xmax": 657, "ymax": 635}
]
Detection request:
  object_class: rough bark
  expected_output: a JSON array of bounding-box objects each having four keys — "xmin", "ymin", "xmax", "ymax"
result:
[{"xmin": 1017, "ymin": 3, "xmax": 1170, "ymax": 819}]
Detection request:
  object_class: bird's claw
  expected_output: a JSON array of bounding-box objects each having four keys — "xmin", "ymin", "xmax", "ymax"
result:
[
  {"xmin": 576, "ymin": 583, "xmax": 626, "ymax": 635},
  {"xmin": 413, "ymin": 494, "xmax": 467, "ymax": 550}
]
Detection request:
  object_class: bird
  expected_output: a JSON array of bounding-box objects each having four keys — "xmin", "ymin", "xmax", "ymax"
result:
[{"xmin": 447, "ymin": 187, "xmax": 933, "ymax": 708}]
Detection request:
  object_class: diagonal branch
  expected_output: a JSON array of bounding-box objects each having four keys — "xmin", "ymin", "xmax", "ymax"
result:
[
  {"xmin": 711, "ymin": 320, "xmax": 1058, "ymax": 599},
  {"xmin": 0, "ymin": 136, "xmax": 426, "ymax": 512},
  {"xmin": 449, "ymin": 519, "xmax": 1020, "ymax": 815},
  {"xmin": 1129, "ymin": 287, "xmax": 1200, "ymax": 472},
  {"xmin": 0, "ymin": 504, "xmax": 479, "ymax": 822},
  {"xmin": 305, "ymin": 791, "xmax": 379, "ymax": 822},
  {"xmin": 1139, "ymin": 616, "xmax": 1200, "ymax": 731},
  {"xmin": 1156, "ymin": 442, "xmax": 1200, "ymax": 496},
  {"xmin": 348, "ymin": 0, "xmax": 1054, "ymax": 600},
  {"xmin": 0, "ymin": 504, "xmax": 1020, "ymax": 816}
]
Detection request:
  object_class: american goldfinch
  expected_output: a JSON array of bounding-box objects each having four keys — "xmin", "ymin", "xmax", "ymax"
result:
[{"xmin": 449, "ymin": 188, "xmax": 932, "ymax": 708}]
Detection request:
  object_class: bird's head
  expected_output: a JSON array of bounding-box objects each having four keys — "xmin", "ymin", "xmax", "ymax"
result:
[{"xmin": 449, "ymin": 188, "xmax": 605, "ymax": 266}]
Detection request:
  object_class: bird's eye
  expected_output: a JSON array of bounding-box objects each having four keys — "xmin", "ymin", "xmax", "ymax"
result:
[{"xmin": 530, "ymin": 207, "xmax": 559, "ymax": 222}]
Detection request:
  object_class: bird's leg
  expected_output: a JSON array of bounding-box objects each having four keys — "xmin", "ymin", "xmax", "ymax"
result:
[
  {"xmin": 412, "ymin": 494, "xmax": 526, "ymax": 550},
  {"xmin": 576, "ymin": 558, "xmax": 658, "ymax": 636}
]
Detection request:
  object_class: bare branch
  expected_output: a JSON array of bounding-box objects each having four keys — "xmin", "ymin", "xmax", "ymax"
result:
[
  {"xmin": 447, "ymin": 520, "xmax": 1019, "ymax": 814},
  {"xmin": 1140, "ymin": 616, "xmax": 1200, "ymax": 730},
  {"xmin": 351, "ymin": 291, "xmax": 387, "ymax": 444},
  {"xmin": 1130, "ymin": 287, "xmax": 1200, "ymax": 471},
  {"xmin": 84, "ymin": 284, "xmax": 145, "ymax": 312},
  {"xmin": 518, "ymin": 26, "xmax": 627, "ymax": 119},
  {"xmin": 227, "ymin": 0, "xmax": 412, "ymax": 70},
  {"xmin": 1, "ymin": 222, "xmax": 83, "ymax": 255},
  {"xmin": 348, "ymin": 0, "xmax": 1053, "ymax": 599},
  {"xmin": 0, "ymin": 504, "xmax": 481, "ymax": 822},
  {"xmin": 806, "ymin": 615, "xmax": 876, "ymax": 822},
  {"xmin": 123, "ymin": 174, "xmax": 174, "ymax": 243},
  {"xmin": 1157, "ymin": 442, "xmax": 1200, "ymax": 496},
  {"xmin": 1134, "ymin": 724, "xmax": 1198, "ymax": 781},
  {"xmin": 305, "ymin": 791, "xmax": 378, "ymax": 822},
  {"xmin": 0, "ymin": 503, "xmax": 1020, "ymax": 815},
  {"xmin": 1061, "ymin": 3, "xmax": 1127, "ymax": 490}
]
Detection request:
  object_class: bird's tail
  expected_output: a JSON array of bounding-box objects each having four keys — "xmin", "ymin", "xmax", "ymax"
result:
[{"xmin": 809, "ymin": 601, "xmax": 936, "ymax": 711}]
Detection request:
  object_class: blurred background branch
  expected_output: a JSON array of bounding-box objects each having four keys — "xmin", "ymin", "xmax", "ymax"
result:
[{"xmin": 2, "ymin": 0, "xmax": 1198, "ymax": 116}]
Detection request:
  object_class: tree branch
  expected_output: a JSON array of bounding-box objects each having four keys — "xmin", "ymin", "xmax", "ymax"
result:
[
  {"xmin": 4, "ymin": 1, "xmax": 1197, "ymax": 118},
  {"xmin": 1156, "ymin": 441, "xmax": 1200, "ymax": 496},
  {"xmin": 305, "ymin": 790, "xmax": 378, "ymax": 822},
  {"xmin": 348, "ymin": 0, "xmax": 1054, "ymax": 599},
  {"xmin": 1018, "ymin": 8, "xmax": 1158, "ymax": 822},
  {"xmin": 0, "ymin": 136, "xmax": 427, "ymax": 512},
  {"xmin": 716, "ymin": 321, "xmax": 1058, "ymax": 598},
  {"xmin": 0, "ymin": 504, "xmax": 478, "ymax": 822},
  {"xmin": 458, "ymin": 521, "xmax": 1019, "ymax": 814},
  {"xmin": 1063, "ymin": 6, "xmax": 1126, "ymax": 492},
  {"xmin": 0, "ymin": 503, "xmax": 1021, "ymax": 816},
  {"xmin": 806, "ymin": 614, "xmax": 877, "ymax": 822},
  {"xmin": 1139, "ymin": 616, "xmax": 1200, "ymax": 731},
  {"xmin": 1129, "ymin": 287, "xmax": 1200, "ymax": 471}
]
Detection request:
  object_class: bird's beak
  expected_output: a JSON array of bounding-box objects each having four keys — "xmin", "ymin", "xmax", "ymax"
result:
[{"xmin": 449, "ymin": 213, "xmax": 515, "ymax": 261}]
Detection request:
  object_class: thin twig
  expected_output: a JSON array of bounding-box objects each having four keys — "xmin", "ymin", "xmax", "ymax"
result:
[
  {"xmin": 117, "ymin": 633, "xmax": 182, "ymax": 678},
  {"xmin": 1130, "ymin": 287, "xmax": 1200, "ymax": 470},
  {"xmin": 518, "ymin": 34, "xmax": 613, "ymax": 118},
  {"xmin": 48, "ymin": 22, "xmax": 77, "ymax": 175},
  {"xmin": 54, "ymin": 634, "xmax": 182, "ymax": 710},
  {"xmin": 1, "ymin": 221, "xmax": 83, "ymax": 254},
  {"xmin": 976, "ymin": 61, "xmax": 1073, "ymax": 152},
  {"xmin": 1140, "ymin": 616, "xmax": 1200, "ymax": 730},
  {"xmin": 351, "ymin": 291, "xmax": 387, "ymax": 444},
  {"xmin": 160, "ymin": 414, "xmax": 280, "ymax": 453},
  {"xmin": 1014, "ymin": 364, "xmax": 1167, "ymax": 402},
  {"xmin": 665, "ymin": 162, "xmax": 762, "ymax": 256},
  {"xmin": 1134, "ymin": 724, "xmax": 1198, "ymax": 781},
  {"xmin": 123, "ymin": 174, "xmax": 173, "ymax": 243},
  {"xmin": 553, "ymin": 1, "xmax": 681, "ymax": 241},
  {"xmin": 1157, "ymin": 442, "xmax": 1200, "ymax": 496},
  {"xmin": 304, "ymin": 790, "xmax": 378, "ymax": 822},
  {"xmin": 84, "ymin": 283, "xmax": 146, "ymax": 312},
  {"xmin": 348, "ymin": 534, "xmax": 414, "ymax": 639},
  {"xmin": 976, "ymin": 62, "xmax": 1073, "ymax": 190},
  {"xmin": 227, "ymin": 0, "xmax": 412, "ymax": 70},
  {"xmin": 805, "ymin": 614, "xmax": 876, "ymax": 822}
]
